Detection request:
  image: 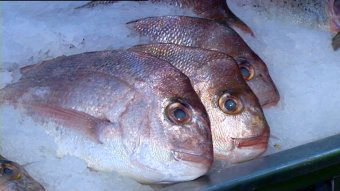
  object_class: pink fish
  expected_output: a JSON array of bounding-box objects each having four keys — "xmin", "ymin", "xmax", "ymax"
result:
[
  {"xmin": 127, "ymin": 16, "xmax": 280, "ymax": 107},
  {"xmin": 77, "ymin": 0, "xmax": 254, "ymax": 36},
  {"xmin": 0, "ymin": 50, "xmax": 213, "ymax": 183},
  {"xmin": 130, "ymin": 44, "xmax": 269, "ymax": 162}
]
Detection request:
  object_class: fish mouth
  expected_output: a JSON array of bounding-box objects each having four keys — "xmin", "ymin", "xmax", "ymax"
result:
[
  {"xmin": 262, "ymin": 99, "xmax": 279, "ymax": 108},
  {"xmin": 256, "ymin": 84, "xmax": 280, "ymax": 108},
  {"xmin": 172, "ymin": 151, "xmax": 213, "ymax": 167},
  {"xmin": 213, "ymin": 128, "xmax": 269, "ymax": 162},
  {"xmin": 232, "ymin": 127, "xmax": 270, "ymax": 149}
]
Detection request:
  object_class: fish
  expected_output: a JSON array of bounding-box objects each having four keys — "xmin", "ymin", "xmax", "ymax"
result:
[
  {"xmin": 127, "ymin": 16, "xmax": 280, "ymax": 107},
  {"xmin": 129, "ymin": 43, "xmax": 270, "ymax": 162},
  {"xmin": 0, "ymin": 50, "xmax": 213, "ymax": 184},
  {"xmin": 0, "ymin": 155, "xmax": 45, "ymax": 191},
  {"xmin": 76, "ymin": 0, "xmax": 254, "ymax": 36},
  {"xmin": 231, "ymin": 0, "xmax": 340, "ymax": 50}
]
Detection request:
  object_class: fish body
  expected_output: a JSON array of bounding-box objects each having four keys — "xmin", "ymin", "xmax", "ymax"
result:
[
  {"xmin": 127, "ymin": 16, "xmax": 280, "ymax": 107},
  {"xmin": 77, "ymin": 0, "xmax": 254, "ymax": 35},
  {"xmin": 129, "ymin": 44, "xmax": 269, "ymax": 162},
  {"xmin": 0, "ymin": 155, "xmax": 45, "ymax": 191},
  {"xmin": 0, "ymin": 50, "xmax": 213, "ymax": 183},
  {"xmin": 232, "ymin": 0, "xmax": 340, "ymax": 33}
]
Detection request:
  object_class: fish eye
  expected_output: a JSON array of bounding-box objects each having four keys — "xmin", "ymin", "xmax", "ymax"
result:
[
  {"xmin": 218, "ymin": 93, "xmax": 243, "ymax": 114},
  {"xmin": 166, "ymin": 102, "xmax": 192, "ymax": 124},
  {"xmin": 3, "ymin": 167, "xmax": 13, "ymax": 175},
  {"xmin": 236, "ymin": 58, "xmax": 255, "ymax": 81},
  {"xmin": 1, "ymin": 163, "xmax": 21, "ymax": 180}
]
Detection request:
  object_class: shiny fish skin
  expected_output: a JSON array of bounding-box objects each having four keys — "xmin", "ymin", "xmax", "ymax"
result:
[
  {"xmin": 76, "ymin": 0, "xmax": 254, "ymax": 35},
  {"xmin": 233, "ymin": 0, "xmax": 340, "ymax": 33},
  {"xmin": 0, "ymin": 50, "xmax": 213, "ymax": 184},
  {"xmin": 0, "ymin": 155, "xmax": 45, "ymax": 191},
  {"xmin": 127, "ymin": 16, "xmax": 280, "ymax": 107},
  {"xmin": 129, "ymin": 44, "xmax": 269, "ymax": 162}
]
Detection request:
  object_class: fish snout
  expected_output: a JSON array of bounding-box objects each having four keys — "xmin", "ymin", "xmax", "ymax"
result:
[
  {"xmin": 250, "ymin": 74, "xmax": 280, "ymax": 107},
  {"xmin": 216, "ymin": 118, "xmax": 269, "ymax": 163},
  {"xmin": 215, "ymin": 126, "xmax": 269, "ymax": 162},
  {"xmin": 167, "ymin": 117, "xmax": 213, "ymax": 168},
  {"xmin": 245, "ymin": 54, "xmax": 280, "ymax": 107},
  {"xmin": 231, "ymin": 126, "xmax": 269, "ymax": 163},
  {"xmin": 170, "ymin": 131, "xmax": 213, "ymax": 168},
  {"xmin": 235, "ymin": 125, "xmax": 269, "ymax": 149}
]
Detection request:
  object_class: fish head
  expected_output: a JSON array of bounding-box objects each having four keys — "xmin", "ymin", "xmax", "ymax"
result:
[
  {"xmin": 125, "ymin": 56, "xmax": 213, "ymax": 183},
  {"xmin": 0, "ymin": 160, "xmax": 22, "ymax": 182},
  {"xmin": 233, "ymin": 48, "xmax": 280, "ymax": 108},
  {"xmin": 0, "ymin": 159, "xmax": 45, "ymax": 191},
  {"xmin": 193, "ymin": 57, "xmax": 269, "ymax": 163},
  {"xmin": 206, "ymin": 23, "xmax": 280, "ymax": 107}
]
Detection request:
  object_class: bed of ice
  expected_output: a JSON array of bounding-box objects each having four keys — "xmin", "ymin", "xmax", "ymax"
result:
[
  {"xmin": 227, "ymin": 2, "xmax": 340, "ymax": 155},
  {"xmin": 0, "ymin": 1, "xmax": 339, "ymax": 191}
]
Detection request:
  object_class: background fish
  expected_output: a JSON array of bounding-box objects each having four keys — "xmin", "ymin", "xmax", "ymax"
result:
[
  {"xmin": 0, "ymin": 50, "xmax": 213, "ymax": 184},
  {"xmin": 230, "ymin": 0, "xmax": 340, "ymax": 50},
  {"xmin": 127, "ymin": 16, "xmax": 280, "ymax": 107},
  {"xmin": 0, "ymin": 155, "xmax": 45, "ymax": 191},
  {"xmin": 129, "ymin": 44, "xmax": 269, "ymax": 162},
  {"xmin": 76, "ymin": 0, "xmax": 254, "ymax": 36}
]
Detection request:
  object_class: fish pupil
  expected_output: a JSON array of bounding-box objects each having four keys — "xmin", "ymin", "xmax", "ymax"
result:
[
  {"xmin": 225, "ymin": 99, "xmax": 236, "ymax": 111},
  {"xmin": 3, "ymin": 167, "xmax": 13, "ymax": 175},
  {"xmin": 240, "ymin": 66, "xmax": 250, "ymax": 79},
  {"xmin": 174, "ymin": 108, "xmax": 186, "ymax": 120}
]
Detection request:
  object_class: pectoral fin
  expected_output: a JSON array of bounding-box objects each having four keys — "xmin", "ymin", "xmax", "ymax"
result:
[{"xmin": 28, "ymin": 103, "xmax": 114, "ymax": 144}]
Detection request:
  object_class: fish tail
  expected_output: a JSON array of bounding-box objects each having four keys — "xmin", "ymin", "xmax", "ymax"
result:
[
  {"xmin": 224, "ymin": 2, "xmax": 254, "ymax": 37},
  {"xmin": 332, "ymin": 32, "xmax": 340, "ymax": 51},
  {"xmin": 327, "ymin": 0, "xmax": 340, "ymax": 33}
]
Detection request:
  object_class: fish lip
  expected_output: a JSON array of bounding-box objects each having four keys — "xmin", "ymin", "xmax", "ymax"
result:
[
  {"xmin": 262, "ymin": 99, "xmax": 279, "ymax": 108},
  {"xmin": 171, "ymin": 150, "xmax": 213, "ymax": 166},
  {"xmin": 260, "ymin": 92, "xmax": 280, "ymax": 108},
  {"xmin": 257, "ymin": 86, "xmax": 280, "ymax": 108},
  {"xmin": 232, "ymin": 128, "xmax": 270, "ymax": 148}
]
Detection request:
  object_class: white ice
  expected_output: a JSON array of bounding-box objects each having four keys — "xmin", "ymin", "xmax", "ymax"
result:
[
  {"xmin": 0, "ymin": 1, "xmax": 339, "ymax": 191},
  {"xmin": 228, "ymin": 1, "xmax": 340, "ymax": 155}
]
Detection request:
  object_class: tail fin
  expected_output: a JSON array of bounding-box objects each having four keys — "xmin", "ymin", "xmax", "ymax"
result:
[
  {"xmin": 332, "ymin": 32, "xmax": 340, "ymax": 51},
  {"xmin": 223, "ymin": 1, "xmax": 254, "ymax": 37}
]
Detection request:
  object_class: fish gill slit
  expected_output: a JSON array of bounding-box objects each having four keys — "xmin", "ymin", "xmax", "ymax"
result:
[{"xmin": 117, "ymin": 92, "xmax": 137, "ymax": 131}]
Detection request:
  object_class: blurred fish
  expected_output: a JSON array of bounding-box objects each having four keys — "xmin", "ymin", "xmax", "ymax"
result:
[
  {"xmin": 127, "ymin": 16, "xmax": 280, "ymax": 107},
  {"xmin": 0, "ymin": 50, "xmax": 213, "ymax": 184},
  {"xmin": 77, "ymin": 0, "xmax": 254, "ymax": 36},
  {"xmin": 129, "ymin": 44, "xmax": 269, "ymax": 162},
  {"xmin": 0, "ymin": 155, "xmax": 45, "ymax": 191},
  {"xmin": 231, "ymin": 0, "xmax": 340, "ymax": 50}
]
